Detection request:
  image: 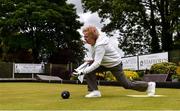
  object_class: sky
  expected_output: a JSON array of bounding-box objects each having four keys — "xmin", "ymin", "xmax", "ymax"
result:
[
  {"xmin": 67, "ymin": 0, "xmax": 105, "ymax": 35},
  {"xmin": 67, "ymin": 0, "xmax": 124, "ymax": 56}
]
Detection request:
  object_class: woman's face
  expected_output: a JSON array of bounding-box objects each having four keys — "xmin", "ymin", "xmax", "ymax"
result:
[{"xmin": 83, "ymin": 31, "xmax": 96, "ymax": 45}]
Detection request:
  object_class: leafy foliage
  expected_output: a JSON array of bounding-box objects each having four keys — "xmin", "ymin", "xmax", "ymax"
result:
[
  {"xmin": 149, "ymin": 62, "xmax": 177, "ymax": 74},
  {"xmin": 82, "ymin": 0, "xmax": 180, "ymax": 55},
  {"xmin": 124, "ymin": 69, "xmax": 139, "ymax": 80},
  {"xmin": 96, "ymin": 71, "xmax": 117, "ymax": 81},
  {"xmin": 0, "ymin": 0, "xmax": 84, "ymax": 63},
  {"xmin": 176, "ymin": 66, "xmax": 180, "ymax": 75},
  {"xmin": 71, "ymin": 70, "xmax": 139, "ymax": 81},
  {"xmin": 96, "ymin": 70, "xmax": 139, "ymax": 81}
]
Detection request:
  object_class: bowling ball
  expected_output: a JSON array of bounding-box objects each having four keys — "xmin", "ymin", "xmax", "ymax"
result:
[{"xmin": 61, "ymin": 91, "xmax": 70, "ymax": 99}]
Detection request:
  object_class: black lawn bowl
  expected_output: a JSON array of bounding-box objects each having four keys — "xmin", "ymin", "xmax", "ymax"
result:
[{"xmin": 61, "ymin": 91, "xmax": 70, "ymax": 99}]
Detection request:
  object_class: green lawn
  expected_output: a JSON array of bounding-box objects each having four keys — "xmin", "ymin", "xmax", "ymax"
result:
[{"xmin": 0, "ymin": 82, "xmax": 180, "ymax": 110}]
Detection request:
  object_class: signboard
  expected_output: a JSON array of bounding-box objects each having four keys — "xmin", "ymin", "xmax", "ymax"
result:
[
  {"xmin": 138, "ymin": 52, "xmax": 168, "ymax": 70},
  {"xmin": 14, "ymin": 63, "xmax": 44, "ymax": 73},
  {"xmin": 122, "ymin": 56, "xmax": 138, "ymax": 70}
]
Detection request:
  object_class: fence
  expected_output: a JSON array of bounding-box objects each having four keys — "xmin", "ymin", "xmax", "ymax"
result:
[
  {"xmin": 0, "ymin": 50, "xmax": 179, "ymax": 79},
  {"xmin": 0, "ymin": 63, "xmax": 71, "ymax": 80}
]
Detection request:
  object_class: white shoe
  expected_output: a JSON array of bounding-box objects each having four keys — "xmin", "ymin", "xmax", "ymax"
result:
[
  {"xmin": 85, "ymin": 90, "xmax": 101, "ymax": 98},
  {"xmin": 147, "ymin": 82, "xmax": 156, "ymax": 96}
]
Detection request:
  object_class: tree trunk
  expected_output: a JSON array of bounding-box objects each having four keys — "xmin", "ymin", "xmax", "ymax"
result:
[
  {"xmin": 160, "ymin": 0, "xmax": 173, "ymax": 51},
  {"xmin": 149, "ymin": 0, "xmax": 160, "ymax": 53}
]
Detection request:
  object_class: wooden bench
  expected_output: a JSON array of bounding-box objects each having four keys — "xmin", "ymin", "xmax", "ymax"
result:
[
  {"xmin": 142, "ymin": 74, "xmax": 168, "ymax": 82},
  {"xmin": 36, "ymin": 74, "xmax": 62, "ymax": 82}
]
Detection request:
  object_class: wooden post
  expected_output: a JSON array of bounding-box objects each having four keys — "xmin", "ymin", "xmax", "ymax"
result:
[
  {"xmin": 12, "ymin": 63, "xmax": 15, "ymax": 79},
  {"xmin": 50, "ymin": 63, "xmax": 52, "ymax": 76}
]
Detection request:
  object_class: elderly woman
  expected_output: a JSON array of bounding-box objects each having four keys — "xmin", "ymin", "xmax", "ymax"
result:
[{"xmin": 75, "ymin": 25, "xmax": 156, "ymax": 98}]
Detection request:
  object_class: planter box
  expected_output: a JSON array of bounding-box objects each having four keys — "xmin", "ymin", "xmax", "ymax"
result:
[{"xmin": 142, "ymin": 74, "xmax": 168, "ymax": 82}]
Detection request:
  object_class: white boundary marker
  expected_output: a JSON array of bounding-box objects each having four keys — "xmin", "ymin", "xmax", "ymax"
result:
[{"xmin": 126, "ymin": 95, "xmax": 166, "ymax": 97}]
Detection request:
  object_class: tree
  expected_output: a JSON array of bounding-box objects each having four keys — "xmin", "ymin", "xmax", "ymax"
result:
[
  {"xmin": 81, "ymin": 0, "xmax": 180, "ymax": 56},
  {"xmin": 0, "ymin": 0, "xmax": 84, "ymax": 63}
]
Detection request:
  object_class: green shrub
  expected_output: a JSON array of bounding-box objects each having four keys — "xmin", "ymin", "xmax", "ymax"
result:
[
  {"xmin": 176, "ymin": 66, "xmax": 180, "ymax": 75},
  {"xmin": 104, "ymin": 71, "xmax": 117, "ymax": 81},
  {"xmin": 70, "ymin": 75, "xmax": 78, "ymax": 80},
  {"xmin": 96, "ymin": 71, "xmax": 116, "ymax": 81},
  {"xmin": 149, "ymin": 62, "xmax": 177, "ymax": 74},
  {"xmin": 171, "ymin": 74, "xmax": 180, "ymax": 80},
  {"xmin": 173, "ymin": 66, "xmax": 180, "ymax": 81},
  {"xmin": 124, "ymin": 69, "xmax": 139, "ymax": 80},
  {"xmin": 70, "ymin": 70, "xmax": 140, "ymax": 81},
  {"xmin": 96, "ymin": 70, "xmax": 140, "ymax": 81},
  {"xmin": 136, "ymin": 70, "xmax": 144, "ymax": 77},
  {"xmin": 96, "ymin": 72, "xmax": 106, "ymax": 80}
]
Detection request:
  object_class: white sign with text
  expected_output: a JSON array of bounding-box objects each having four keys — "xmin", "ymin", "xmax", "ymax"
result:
[
  {"xmin": 122, "ymin": 56, "xmax": 138, "ymax": 70},
  {"xmin": 138, "ymin": 52, "xmax": 168, "ymax": 70},
  {"xmin": 15, "ymin": 63, "xmax": 44, "ymax": 73}
]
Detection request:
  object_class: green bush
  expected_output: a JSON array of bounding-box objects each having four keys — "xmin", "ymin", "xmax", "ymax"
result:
[
  {"xmin": 124, "ymin": 69, "xmax": 139, "ymax": 80},
  {"xmin": 172, "ymin": 66, "xmax": 180, "ymax": 81},
  {"xmin": 96, "ymin": 71, "xmax": 116, "ymax": 81},
  {"xmin": 70, "ymin": 75, "xmax": 78, "ymax": 80},
  {"xmin": 149, "ymin": 62, "xmax": 177, "ymax": 74},
  {"xmin": 70, "ymin": 70, "xmax": 140, "ymax": 81},
  {"xmin": 104, "ymin": 71, "xmax": 117, "ymax": 81},
  {"xmin": 136, "ymin": 70, "xmax": 144, "ymax": 77},
  {"xmin": 176, "ymin": 66, "xmax": 180, "ymax": 75},
  {"xmin": 96, "ymin": 70, "xmax": 140, "ymax": 81}
]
